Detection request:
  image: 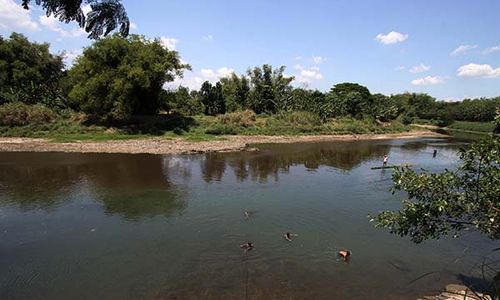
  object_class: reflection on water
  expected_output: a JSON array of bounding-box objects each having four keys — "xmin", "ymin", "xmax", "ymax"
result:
[
  {"xmin": 0, "ymin": 154, "xmax": 186, "ymax": 219},
  {"xmin": 202, "ymin": 140, "xmax": 393, "ymax": 183},
  {"xmin": 0, "ymin": 138, "xmax": 496, "ymax": 300}
]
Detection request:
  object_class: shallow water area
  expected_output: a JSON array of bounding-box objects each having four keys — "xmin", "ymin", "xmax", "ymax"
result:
[{"xmin": 0, "ymin": 137, "xmax": 496, "ymax": 299}]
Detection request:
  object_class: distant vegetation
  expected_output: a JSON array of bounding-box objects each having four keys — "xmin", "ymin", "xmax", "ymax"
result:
[{"xmin": 0, "ymin": 33, "xmax": 498, "ymax": 141}]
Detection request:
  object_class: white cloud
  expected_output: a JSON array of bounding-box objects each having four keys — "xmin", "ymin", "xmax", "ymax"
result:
[
  {"xmin": 130, "ymin": 22, "xmax": 137, "ymax": 30},
  {"xmin": 166, "ymin": 67, "xmax": 235, "ymax": 90},
  {"xmin": 166, "ymin": 74, "xmax": 205, "ymax": 90},
  {"xmin": 312, "ymin": 56, "xmax": 325, "ymax": 64},
  {"xmin": 200, "ymin": 67, "xmax": 234, "ymax": 79},
  {"xmin": 294, "ymin": 67, "xmax": 323, "ymax": 84},
  {"xmin": 160, "ymin": 36, "xmax": 178, "ymax": 50},
  {"xmin": 200, "ymin": 68, "xmax": 215, "ymax": 78},
  {"xmin": 456, "ymin": 63, "xmax": 500, "ymax": 78},
  {"xmin": 483, "ymin": 45, "xmax": 500, "ymax": 55},
  {"xmin": 202, "ymin": 34, "xmax": 213, "ymax": 41},
  {"xmin": 0, "ymin": 0, "xmax": 39, "ymax": 31},
  {"xmin": 39, "ymin": 15, "xmax": 85, "ymax": 37},
  {"xmin": 375, "ymin": 31, "xmax": 408, "ymax": 44},
  {"xmin": 409, "ymin": 63, "xmax": 431, "ymax": 74},
  {"xmin": 450, "ymin": 44, "xmax": 477, "ymax": 56},
  {"xmin": 62, "ymin": 49, "xmax": 82, "ymax": 66},
  {"xmin": 294, "ymin": 56, "xmax": 303, "ymax": 60},
  {"xmin": 81, "ymin": 4, "xmax": 92, "ymax": 16},
  {"xmin": 411, "ymin": 76, "xmax": 445, "ymax": 86},
  {"xmin": 301, "ymin": 69, "xmax": 323, "ymax": 79},
  {"xmin": 395, "ymin": 66, "xmax": 406, "ymax": 71}
]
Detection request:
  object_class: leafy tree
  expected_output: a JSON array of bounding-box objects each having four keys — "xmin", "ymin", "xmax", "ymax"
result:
[
  {"xmin": 0, "ymin": 33, "xmax": 65, "ymax": 107},
  {"xmin": 161, "ymin": 87, "xmax": 204, "ymax": 116},
  {"xmin": 453, "ymin": 98, "xmax": 500, "ymax": 122},
  {"xmin": 247, "ymin": 64, "xmax": 294, "ymax": 114},
  {"xmin": 326, "ymin": 82, "xmax": 373, "ymax": 118},
  {"xmin": 371, "ymin": 93, "xmax": 400, "ymax": 122},
  {"xmin": 68, "ymin": 34, "xmax": 189, "ymax": 122},
  {"xmin": 219, "ymin": 73, "xmax": 250, "ymax": 112},
  {"xmin": 288, "ymin": 88, "xmax": 312, "ymax": 112},
  {"xmin": 408, "ymin": 93, "xmax": 437, "ymax": 119},
  {"xmin": 21, "ymin": 0, "xmax": 129, "ymax": 39},
  {"xmin": 375, "ymin": 136, "xmax": 500, "ymax": 243},
  {"xmin": 495, "ymin": 107, "xmax": 500, "ymax": 133},
  {"xmin": 200, "ymin": 81, "xmax": 225, "ymax": 115}
]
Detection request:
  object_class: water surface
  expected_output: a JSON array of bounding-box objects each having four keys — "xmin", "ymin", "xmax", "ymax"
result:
[{"xmin": 0, "ymin": 138, "xmax": 495, "ymax": 299}]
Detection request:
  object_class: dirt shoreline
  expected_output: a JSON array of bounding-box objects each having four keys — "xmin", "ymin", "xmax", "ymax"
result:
[{"xmin": 0, "ymin": 130, "xmax": 446, "ymax": 155}]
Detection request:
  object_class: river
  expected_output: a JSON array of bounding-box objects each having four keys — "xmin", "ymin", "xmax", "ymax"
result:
[{"xmin": 0, "ymin": 137, "xmax": 495, "ymax": 299}]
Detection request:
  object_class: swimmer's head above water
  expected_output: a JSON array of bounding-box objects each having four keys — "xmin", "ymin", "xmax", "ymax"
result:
[
  {"xmin": 338, "ymin": 250, "xmax": 351, "ymax": 261},
  {"xmin": 240, "ymin": 242, "xmax": 254, "ymax": 251}
]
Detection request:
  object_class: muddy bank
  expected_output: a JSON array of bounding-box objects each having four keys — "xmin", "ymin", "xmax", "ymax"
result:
[{"xmin": 0, "ymin": 131, "xmax": 445, "ymax": 155}]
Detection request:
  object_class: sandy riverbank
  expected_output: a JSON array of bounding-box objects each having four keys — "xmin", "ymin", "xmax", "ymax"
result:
[{"xmin": 0, "ymin": 130, "xmax": 446, "ymax": 155}]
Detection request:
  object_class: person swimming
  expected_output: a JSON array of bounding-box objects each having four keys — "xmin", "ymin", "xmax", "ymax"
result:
[
  {"xmin": 244, "ymin": 211, "xmax": 250, "ymax": 219},
  {"xmin": 338, "ymin": 250, "xmax": 351, "ymax": 261},
  {"xmin": 283, "ymin": 232, "xmax": 296, "ymax": 242},
  {"xmin": 240, "ymin": 242, "xmax": 254, "ymax": 252}
]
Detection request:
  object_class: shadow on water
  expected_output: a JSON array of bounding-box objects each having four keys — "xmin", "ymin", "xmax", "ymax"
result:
[
  {"xmin": 0, "ymin": 153, "xmax": 187, "ymax": 219},
  {"xmin": 0, "ymin": 138, "xmax": 461, "ymax": 214},
  {"xmin": 200, "ymin": 140, "xmax": 394, "ymax": 183}
]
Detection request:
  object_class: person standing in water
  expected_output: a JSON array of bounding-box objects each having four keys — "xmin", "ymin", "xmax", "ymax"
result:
[
  {"xmin": 383, "ymin": 155, "xmax": 389, "ymax": 166},
  {"xmin": 433, "ymin": 149, "xmax": 437, "ymax": 158}
]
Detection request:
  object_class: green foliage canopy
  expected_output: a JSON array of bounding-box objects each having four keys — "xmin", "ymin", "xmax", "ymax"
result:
[
  {"xmin": 247, "ymin": 65, "xmax": 294, "ymax": 114},
  {"xmin": 68, "ymin": 34, "xmax": 189, "ymax": 122},
  {"xmin": 0, "ymin": 33, "xmax": 65, "ymax": 106},
  {"xmin": 200, "ymin": 81, "xmax": 226, "ymax": 116},
  {"xmin": 375, "ymin": 136, "xmax": 500, "ymax": 243},
  {"xmin": 21, "ymin": 0, "xmax": 129, "ymax": 39},
  {"xmin": 219, "ymin": 73, "xmax": 250, "ymax": 112},
  {"xmin": 326, "ymin": 82, "xmax": 373, "ymax": 118}
]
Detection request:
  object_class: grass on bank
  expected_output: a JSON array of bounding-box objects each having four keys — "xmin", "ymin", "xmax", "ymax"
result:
[
  {"xmin": 415, "ymin": 119, "xmax": 496, "ymax": 134},
  {"xmin": 0, "ymin": 106, "xmax": 414, "ymax": 142},
  {"xmin": 198, "ymin": 111, "xmax": 410, "ymax": 136},
  {"xmin": 446, "ymin": 121, "xmax": 496, "ymax": 133}
]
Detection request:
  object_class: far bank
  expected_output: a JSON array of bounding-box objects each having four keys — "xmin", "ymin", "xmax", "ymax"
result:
[{"xmin": 0, "ymin": 130, "xmax": 445, "ymax": 155}]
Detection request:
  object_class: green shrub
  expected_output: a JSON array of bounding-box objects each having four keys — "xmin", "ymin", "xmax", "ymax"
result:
[
  {"xmin": 0, "ymin": 102, "xmax": 57, "ymax": 126},
  {"xmin": 275, "ymin": 111, "xmax": 321, "ymax": 126},
  {"xmin": 398, "ymin": 113, "xmax": 415, "ymax": 125},
  {"xmin": 447, "ymin": 121, "xmax": 495, "ymax": 133},
  {"xmin": 216, "ymin": 110, "xmax": 256, "ymax": 127}
]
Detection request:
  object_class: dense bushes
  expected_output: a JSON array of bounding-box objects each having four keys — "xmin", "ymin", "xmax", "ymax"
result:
[
  {"xmin": 216, "ymin": 110, "xmax": 257, "ymax": 127},
  {"xmin": 0, "ymin": 33, "xmax": 65, "ymax": 106},
  {"xmin": 447, "ymin": 121, "xmax": 496, "ymax": 133},
  {"xmin": 200, "ymin": 112, "xmax": 409, "ymax": 136},
  {"xmin": 0, "ymin": 102, "xmax": 57, "ymax": 126},
  {"xmin": 1, "ymin": 32, "xmax": 498, "ymax": 138},
  {"xmin": 68, "ymin": 34, "xmax": 189, "ymax": 122},
  {"xmin": 450, "ymin": 98, "xmax": 499, "ymax": 122}
]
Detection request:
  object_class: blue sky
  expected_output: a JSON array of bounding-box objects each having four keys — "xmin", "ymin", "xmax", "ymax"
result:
[{"xmin": 1, "ymin": 0, "xmax": 499, "ymax": 100}]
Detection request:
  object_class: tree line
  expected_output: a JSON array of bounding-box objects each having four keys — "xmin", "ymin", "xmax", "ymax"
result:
[{"xmin": 1, "ymin": 32, "xmax": 499, "ymax": 126}]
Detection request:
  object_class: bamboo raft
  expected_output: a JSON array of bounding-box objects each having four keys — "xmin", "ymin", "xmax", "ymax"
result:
[{"xmin": 371, "ymin": 164, "xmax": 413, "ymax": 170}]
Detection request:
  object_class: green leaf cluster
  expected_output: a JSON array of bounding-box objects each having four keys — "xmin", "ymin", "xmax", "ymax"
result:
[
  {"xmin": 376, "ymin": 136, "xmax": 500, "ymax": 243},
  {"xmin": 68, "ymin": 34, "xmax": 189, "ymax": 122}
]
